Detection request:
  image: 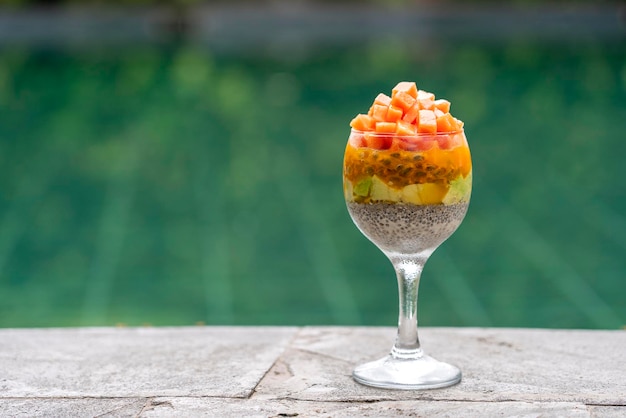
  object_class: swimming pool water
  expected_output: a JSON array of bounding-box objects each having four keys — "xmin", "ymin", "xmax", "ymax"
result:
[{"xmin": 1, "ymin": 13, "xmax": 625, "ymax": 329}]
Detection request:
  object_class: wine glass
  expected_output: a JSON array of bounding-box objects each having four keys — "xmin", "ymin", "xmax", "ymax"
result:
[{"xmin": 344, "ymin": 128, "xmax": 472, "ymax": 390}]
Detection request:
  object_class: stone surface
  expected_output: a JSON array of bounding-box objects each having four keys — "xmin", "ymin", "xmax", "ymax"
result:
[
  {"xmin": 1, "ymin": 326, "xmax": 625, "ymax": 417},
  {"xmin": 0, "ymin": 398, "xmax": 146, "ymax": 418},
  {"xmin": 0, "ymin": 398, "xmax": 608, "ymax": 417},
  {"xmin": 254, "ymin": 327, "xmax": 626, "ymax": 405},
  {"xmin": 141, "ymin": 398, "xmax": 594, "ymax": 417},
  {"xmin": 588, "ymin": 406, "xmax": 626, "ymax": 418},
  {"xmin": 0, "ymin": 326, "xmax": 297, "ymax": 398}
]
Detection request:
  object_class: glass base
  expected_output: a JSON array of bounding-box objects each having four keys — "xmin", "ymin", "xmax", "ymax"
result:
[{"xmin": 353, "ymin": 354, "xmax": 461, "ymax": 390}]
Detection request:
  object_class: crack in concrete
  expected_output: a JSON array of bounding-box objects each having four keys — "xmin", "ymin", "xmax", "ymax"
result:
[
  {"xmin": 93, "ymin": 399, "xmax": 144, "ymax": 418},
  {"xmin": 135, "ymin": 398, "xmax": 174, "ymax": 417},
  {"xmin": 248, "ymin": 329, "xmax": 303, "ymax": 399},
  {"xmin": 291, "ymin": 347, "xmax": 354, "ymax": 364}
]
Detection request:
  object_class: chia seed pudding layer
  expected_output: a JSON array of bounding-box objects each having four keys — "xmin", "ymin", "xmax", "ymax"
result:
[{"xmin": 347, "ymin": 202, "xmax": 469, "ymax": 254}]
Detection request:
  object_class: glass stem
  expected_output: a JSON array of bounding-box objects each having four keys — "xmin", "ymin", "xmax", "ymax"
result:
[{"xmin": 389, "ymin": 255, "xmax": 429, "ymax": 359}]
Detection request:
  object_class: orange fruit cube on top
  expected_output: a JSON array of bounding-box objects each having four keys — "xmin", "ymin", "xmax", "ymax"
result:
[
  {"xmin": 375, "ymin": 121, "xmax": 397, "ymax": 133},
  {"xmin": 435, "ymin": 112, "xmax": 457, "ymax": 132},
  {"xmin": 349, "ymin": 82, "xmax": 464, "ymax": 142},
  {"xmin": 371, "ymin": 104, "xmax": 388, "ymax": 121},
  {"xmin": 417, "ymin": 90, "xmax": 435, "ymax": 101},
  {"xmin": 386, "ymin": 105, "xmax": 403, "ymax": 122},
  {"xmin": 396, "ymin": 120, "xmax": 416, "ymax": 136},
  {"xmin": 418, "ymin": 110, "xmax": 437, "ymax": 133},
  {"xmin": 434, "ymin": 99, "xmax": 451, "ymax": 113},
  {"xmin": 350, "ymin": 114, "xmax": 375, "ymax": 131},
  {"xmin": 391, "ymin": 91, "xmax": 417, "ymax": 112},
  {"xmin": 402, "ymin": 102, "xmax": 420, "ymax": 124},
  {"xmin": 392, "ymin": 81, "xmax": 418, "ymax": 99},
  {"xmin": 374, "ymin": 93, "xmax": 392, "ymax": 107},
  {"xmin": 418, "ymin": 98, "xmax": 435, "ymax": 110}
]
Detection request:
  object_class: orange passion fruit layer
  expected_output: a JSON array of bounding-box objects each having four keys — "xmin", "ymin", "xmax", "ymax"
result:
[{"xmin": 344, "ymin": 135, "xmax": 472, "ymax": 189}]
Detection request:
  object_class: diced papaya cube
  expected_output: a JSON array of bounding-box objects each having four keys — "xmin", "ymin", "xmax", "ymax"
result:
[
  {"xmin": 437, "ymin": 132, "xmax": 465, "ymax": 149},
  {"xmin": 417, "ymin": 90, "xmax": 435, "ymax": 101},
  {"xmin": 348, "ymin": 131, "xmax": 366, "ymax": 147},
  {"xmin": 350, "ymin": 114, "xmax": 375, "ymax": 131},
  {"xmin": 391, "ymin": 91, "xmax": 417, "ymax": 112},
  {"xmin": 374, "ymin": 93, "xmax": 392, "ymax": 107},
  {"xmin": 365, "ymin": 133, "xmax": 392, "ymax": 149},
  {"xmin": 434, "ymin": 109, "xmax": 445, "ymax": 118},
  {"xmin": 436, "ymin": 112, "xmax": 456, "ymax": 133},
  {"xmin": 371, "ymin": 104, "xmax": 388, "ymax": 121},
  {"xmin": 444, "ymin": 117, "xmax": 461, "ymax": 132},
  {"xmin": 392, "ymin": 81, "xmax": 418, "ymax": 99},
  {"xmin": 418, "ymin": 110, "xmax": 437, "ymax": 133},
  {"xmin": 436, "ymin": 135, "xmax": 452, "ymax": 149},
  {"xmin": 402, "ymin": 103, "xmax": 420, "ymax": 124},
  {"xmin": 434, "ymin": 99, "xmax": 450, "ymax": 113},
  {"xmin": 389, "ymin": 136, "xmax": 413, "ymax": 151},
  {"xmin": 386, "ymin": 105, "xmax": 403, "ymax": 122},
  {"xmin": 448, "ymin": 132, "xmax": 464, "ymax": 148},
  {"xmin": 396, "ymin": 120, "xmax": 417, "ymax": 136},
  {"xmin": 375, "ymin": 121, "xmax": 397, "ymax": 133},
  {"xmin": 415, "ymin": 137, "xmax": 436, "ymax": 151},
  {"xmin": 418, "ymin": 98, "xmax": 435, "ymax": 110}
]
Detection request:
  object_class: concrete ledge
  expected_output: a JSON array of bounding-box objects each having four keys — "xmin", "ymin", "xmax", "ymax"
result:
[{"xmin": 1, "ymin": 326, "xmax": 624, "ymax": 417}]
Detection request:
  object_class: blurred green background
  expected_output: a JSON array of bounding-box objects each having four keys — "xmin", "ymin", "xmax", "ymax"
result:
[{"xmin": 0, "ymin": 1, "xmax": 625, "ymax": 329}]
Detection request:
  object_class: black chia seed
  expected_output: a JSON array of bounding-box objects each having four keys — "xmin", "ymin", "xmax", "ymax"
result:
[{"xmin": 347, "ymin": 202, "xmax": 469, "ymax": 254}]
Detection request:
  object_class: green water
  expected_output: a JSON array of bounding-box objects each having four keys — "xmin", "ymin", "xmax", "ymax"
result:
[{"xmin": 1, "ymin": 33, "xmax": 625, "ymax": 329}]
